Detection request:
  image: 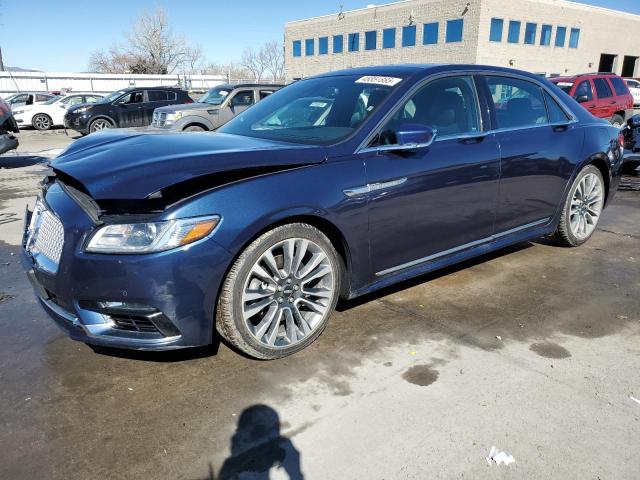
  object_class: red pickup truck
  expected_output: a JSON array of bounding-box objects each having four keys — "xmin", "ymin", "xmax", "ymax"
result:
[{"xmin": 551, "ymin": 73, "xmax": 634, "ymax": 127}]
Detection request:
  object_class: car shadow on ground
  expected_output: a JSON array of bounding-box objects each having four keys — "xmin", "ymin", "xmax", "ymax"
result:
[
  {"xmin": 0, "ymin": 155, "xmax": 49, "ymax": 169},
  {"xmin": 90, "ymin": 339, "xmax": 221, "ymax": 362}
]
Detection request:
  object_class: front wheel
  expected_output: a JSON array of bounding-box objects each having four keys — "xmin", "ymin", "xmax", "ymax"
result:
[
  {"xmin": 89, "ymin": 118, "xmax": 113, "ymax": 133},
  {"xmin": 552, "ymin": 164, "xmax": 605, "ymax": 247},
  {"xmin": 32, "ymin": 114, "xmax": 52, "ymax": 131},
  {"xmin": 216, "ymin": 223, "xmax": 341, "ymax": 359}
]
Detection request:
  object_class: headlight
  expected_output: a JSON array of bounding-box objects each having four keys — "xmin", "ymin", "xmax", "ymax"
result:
[
  {"xmin": 164, "ymin": 112, "xmax": 182, "ymax": 124},
  {"xmin": 74, "ymin": 106, "xmax": 91, "ymax": 114},
  {"xmin": 86, "ymin": 215, "xmax": 220, "ymax": 253}
]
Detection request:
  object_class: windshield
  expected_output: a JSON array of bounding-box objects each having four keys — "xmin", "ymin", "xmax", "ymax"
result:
[
  {"xmin": 42, "ymin": 96, "xmax": 62, "ymax": 105},
  {"xmin": 198, "ymin": 87, "xmax": 232, "ymax": 105},
  {"xmin": 554, "ymin": 81, "xmax": 574, "ymax": 94},
  {"xmin": 99, "ymin": 90, "xmax": 128, "ymax": 104},
  {"xmin": 219, "ymin": 75, "xmax": 401, "ymax": 145}
]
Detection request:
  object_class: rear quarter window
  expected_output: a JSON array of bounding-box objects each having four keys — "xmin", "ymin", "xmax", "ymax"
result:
[
  {"xmin": 593, "ymin": 78, "xmax": 613, "ymax": 98},
  {"xmin": 609, "ymin": 77, "xmax": 630, "ymax": 96}
]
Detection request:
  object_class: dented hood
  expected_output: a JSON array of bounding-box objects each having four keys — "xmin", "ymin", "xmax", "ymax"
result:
[{"xmin": 52, "ymin": 130, "xmax": 323, "ymax": 200}]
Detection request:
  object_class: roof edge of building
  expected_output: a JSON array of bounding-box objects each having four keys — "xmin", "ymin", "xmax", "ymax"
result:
[{"xmin": 285, "ymin": 0, "xmax": 640, "ymax": 26}]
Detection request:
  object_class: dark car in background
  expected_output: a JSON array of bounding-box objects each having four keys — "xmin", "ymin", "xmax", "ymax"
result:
[
  {"xmin": 0, "ymin": 96, "xmax": 19, "ymax": 155},
  {"xmin": 64, "ymin": 86, "xmax": 192, "ymax": 135},
  {"xmin": 622, "ymin": 113, "xmax": 640, "ymax": 173},
  {"xmin": 23, "ymin": 65, "xmax": 623, "ymax": 359},
  {"xmin": 551, "ymin": 73, "xmax": 634, "ymax": 127},
  {"xmin": 149, "ymin": 84, "xmax": 283, "ymax": 131}
]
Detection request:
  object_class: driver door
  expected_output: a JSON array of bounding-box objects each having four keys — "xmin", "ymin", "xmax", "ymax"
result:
[
  {"xmin": 115, "ymin": 91, "xmax": 145, "ymax": 127},
  {"xmin": 221, "ymin": 90, "xmax": 255, "ymax": 124},
  {"xmin": 361, "ymin": 75, "xmax": 500, "ymax": 276}
]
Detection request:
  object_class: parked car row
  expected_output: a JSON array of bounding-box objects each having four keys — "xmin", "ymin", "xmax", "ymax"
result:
[
  {"xmin": 12, "ymin": 93, "xmax": 104, "ymax": 130},
  {"xmin": 550, "ymin": 72, "xmax": 634, "ymax": 127}
]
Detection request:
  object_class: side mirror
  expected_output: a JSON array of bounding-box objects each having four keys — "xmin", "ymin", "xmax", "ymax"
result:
[{"xmin": 576, "ymin": 95, "xmax": 589, "ymax": 103}]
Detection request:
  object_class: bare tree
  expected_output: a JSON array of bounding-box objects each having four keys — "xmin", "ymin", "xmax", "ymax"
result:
[
  {"xmin": 240, "ymin": 48, "xmax": 267, "ymax": 81},
  {"xmin": 88, "ymin": 8, "xmax": 203, "ymax": 74},
  {"xmin": 204, "ymin": 62, "xmax": 252, "ymax": 82},
  {"xmin": 260, "ymin": 41, "xmax": 285, "ymax": 81}
]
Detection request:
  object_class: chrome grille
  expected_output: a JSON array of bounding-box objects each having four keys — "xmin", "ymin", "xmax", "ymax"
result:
[
  {"xmin": 27, "ymin": 201, "xmax": 64, "ymax": 267},
  {"xmin": 152, "ymin": 111, "xmax": 167, "ymax": 127}
]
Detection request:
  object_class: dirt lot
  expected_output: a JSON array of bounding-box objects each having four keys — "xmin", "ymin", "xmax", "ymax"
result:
[{"xmin": 1, "ymin": 131, "xmax": 639, "ymax": 479}]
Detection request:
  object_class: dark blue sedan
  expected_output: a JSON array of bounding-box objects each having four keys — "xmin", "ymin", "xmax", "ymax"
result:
[{"xmin": 22, "ymin": 65, "xmax": 624, "ymax": 359}]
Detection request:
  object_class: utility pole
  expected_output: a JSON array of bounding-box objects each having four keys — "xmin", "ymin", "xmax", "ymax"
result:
[{"xmin": 0, "ymin": 46, "xmax": 4, "ymax": 71}]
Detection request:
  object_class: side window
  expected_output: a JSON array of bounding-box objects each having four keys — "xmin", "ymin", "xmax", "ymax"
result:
[
  {"xmin": 85, "ymin": 95, "xmax": 101, "ymax": 103},
  {"xmin": 64, "ymin": 96, "xmax": 84, "ymax": 106},
  {"xmin": 375, "ymin": 75, "xmax": 480, "ymax": 145},
  {"xmin": 260, "ymin": 90, "xmax": 275, "ymax": 100},
  {"xmin": 35, "ymin": 94, "xmax": 50, "ymax": 102},
  {"xmin": 10, "ymin": 94, "xmax": 27, "ymax": 105},
  {"xmin": 230, "ymin": 90, "xmax": 255, "ymax": 106},
  {"xmin": 593, "ymin": 78, "xmax": 612, "ymax": 99},
  {"xmin": 609, "ymin": 77, "xmax": 629, "ymax": 96},
  {"xmin": 486, "ymin": 76, "xmax": 548, "ymax": 129},
  {"xmin": 543, "ymin": 92, "xmax": 570, "ymax": 123},
  {"xmin": 148, "ymin": 90, "xmax": 169, "ymax": 102},
  {"xmin": 118, "ymin": 91, "xmax": 144, "ymax": 104},
  {"xmin": 574, "ymin": 80, "xmax": 593, "ymax": 101}
]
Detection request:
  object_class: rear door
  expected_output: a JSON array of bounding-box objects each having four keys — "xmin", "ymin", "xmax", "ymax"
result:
[
  {"xmin": 482, "ymin": 74, "xmax": 582, "ymax": 233},
  {"xmin": 592, "ymin": 77, "xmax": 615, "ymax": 119}
]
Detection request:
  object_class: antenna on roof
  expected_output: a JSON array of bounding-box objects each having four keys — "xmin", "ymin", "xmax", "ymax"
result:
[
  {"xmin": 338, "ymin": 4, "xmax": 345, "ymax": 20},
  {"xmin": 408, "ymin": 9, "xmax": 415, "ymax": 25}
]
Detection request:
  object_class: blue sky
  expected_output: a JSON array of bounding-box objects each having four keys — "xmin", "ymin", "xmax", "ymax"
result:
[{"xmin": 1, "ymin": 0, "xmax": 639, "ymax": 72}]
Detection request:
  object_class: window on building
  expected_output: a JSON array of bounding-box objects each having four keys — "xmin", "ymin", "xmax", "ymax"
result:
[
  {"xmin": 544, "ymin": 92, "xmax": 570, "ymax": 123},
  {"xmin": 485, "ymin": 76, "xmax": 548, "ymax": 129},
  {"xmin": 610, "ymin": 77, "xmax": 630, "ymax": 96},
  {"xmin": 593, "ymin": 78, "xmax": 613, "ymax": 98},
  {"xmin": 540, "ymin": 25, "xmax": 552, "ymax": 46},
  {"xmin": 423, "ymin": 22, "xmax": 438, "ymax": 45},
  {"xmin": 569, "ymin": 28, "xmax": 580, "ymax": 48},
  {"xmin": 402, "ymin": 25, "xmax": 416, "ymax": 47},
  {"xmin": 365, "ymin": 30, "xmax": 377, "ymax": 50},
  {"xmin": 292, "ymin": 40, "xmax": 301, "ymax": 57},
  {"xmin": 333, "ymin": 35, "xmax": 344, "ymax": 53},
  {"xmin": 319, "ymin": 36, "xmax": 328, "ymax": 55},
  {"xmin": 446, "ymin": 19, "xmax": 463, "ymax": 43},
  {"xmin": 383, "ymin": 28, "xmax": 396, "ymax": 48},
  {"xmin": 555, "ymin": 27, "xmax": 566, "ymax": 47},
  {"xmin": 305, "ymin": 38, "xmax": 314, "ymax": 56},
  {"xmin": 524, "ymin": 22, "xmax": 537, "ymax": 45},
  {"xmin": 348, "ymin": 33, "xmax": 360, "ymax": 52},
  {"xmin": 508, "ymin": 21, "xmax": 521, "ymax": 43},
  {"xmin": 490, "ymin": 18, "xmax": 504, "ymax": 42}
]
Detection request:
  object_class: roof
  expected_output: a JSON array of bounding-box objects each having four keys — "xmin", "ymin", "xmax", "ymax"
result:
[{"xmin": 550, "ymin": 72, "xmax": 622, "ymax": 82}]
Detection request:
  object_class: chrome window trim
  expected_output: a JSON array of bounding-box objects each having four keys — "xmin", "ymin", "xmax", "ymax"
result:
[
  {"xmin": 355, "ymin": 69, "xmax": 578, "ymax": 154},
  {"xmin": 375, "ymin": 217, "xmax": 550, "ymax": 276}
]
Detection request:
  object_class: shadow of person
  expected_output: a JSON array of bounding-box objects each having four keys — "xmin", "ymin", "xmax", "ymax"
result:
[{"xmin": 218, "ymin": 404, "xmax": 304, "ymax": 480}]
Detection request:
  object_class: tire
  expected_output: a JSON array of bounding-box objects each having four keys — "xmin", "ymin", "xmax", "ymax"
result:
[
  {"xmin": 32, "ymin": 113, "xmax": 52, "ymax": 131},
  {"xmin": 610, "ymin": 114, "xmax": 624, "ymax": 128},
  {"xmin": 216, "ymin": 223, "xmax": 341, "ymax": 360},
  {"xmin": 183, "ymin": 125, "xmax": 206, "ymax": 132},
  {"xmin": 89, "ymin": 118, "xmax": 113, "ymax": 133},
  {"xmin": 552, "ymin": 164, "xmax": 605, "ymax": 247}
]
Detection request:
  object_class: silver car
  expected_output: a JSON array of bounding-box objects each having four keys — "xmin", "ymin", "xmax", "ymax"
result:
[{"xmin": 149, "ymin": 84, "xmax": 283, "ymax": 132}]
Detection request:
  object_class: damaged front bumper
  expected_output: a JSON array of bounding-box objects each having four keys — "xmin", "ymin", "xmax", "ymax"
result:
[{"xmin": 22, "ymin": 181, "xmax": 232, "ymax": 350}]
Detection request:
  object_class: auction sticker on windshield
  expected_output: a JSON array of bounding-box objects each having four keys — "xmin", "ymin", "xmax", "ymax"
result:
[{"xmin": 355, "ymin": 76, "xmax": 402, "ymax": 86}]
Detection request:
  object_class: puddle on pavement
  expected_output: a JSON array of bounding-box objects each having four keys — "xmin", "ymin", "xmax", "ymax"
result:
[
  {"xmin": 529, "ymin": 342, "xmax": 571, "ymax": 359},
  {"xmin": 402, "ymin": 364, "xmax": 439, "ymax": 386}
]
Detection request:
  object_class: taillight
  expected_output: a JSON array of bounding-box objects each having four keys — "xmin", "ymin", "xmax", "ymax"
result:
[{"xmin": 618, "ymin": 132, "xmax": 625, "ymax": 148}]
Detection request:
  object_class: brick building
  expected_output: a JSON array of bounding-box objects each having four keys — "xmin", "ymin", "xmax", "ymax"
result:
[{"xmin": 284, "ymin": 0, "xmax": 640, "ymax": 81}]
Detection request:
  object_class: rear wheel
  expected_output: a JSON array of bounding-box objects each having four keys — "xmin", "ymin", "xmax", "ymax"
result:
[
  {"xmin": 552, "ymin": 164, "xmax": 605, "ymax": 247},
  {"xmin": 611, "ymin": 114, "xmax": 624, "ymax": 128},
  {"xmin": 32, "ymin": 114, "xmax": 52, "ymax": 131},
  {"xmin": 89, "ymin": 118, "xmax": 113, "ymax": 133},
  {"xmin": 216, "ymin": 223, "xmax": 340, "ymax": 359}
]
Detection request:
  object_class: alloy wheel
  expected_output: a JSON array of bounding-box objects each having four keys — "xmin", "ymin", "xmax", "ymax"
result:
[
  {"xmin": 569, "ymin": 172, "xmax": 604, "ymax": 240},
  {"xmin": 241, "ymin": 238, "xmax": 335, "ymax": 348},
  {"xmin": 92, "ymin": 120, "xmax": 112, "ymax": 132},
  {"xmin": 33, "ymin": 115, "xmax": 51, "ymax": 130}
]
